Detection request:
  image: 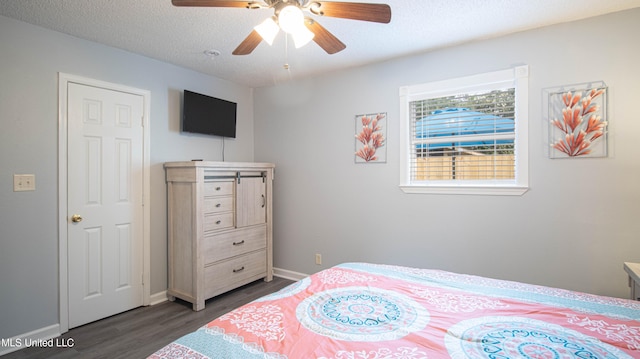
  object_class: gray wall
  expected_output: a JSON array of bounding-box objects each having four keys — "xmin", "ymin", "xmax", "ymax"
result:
[
  {"xmin": 254, "ymin": 9, "xmax": 640, "ymax": 298},
  {"xmin": 0, "ymin": 15, "xmax": 254, "ymax": 340}
]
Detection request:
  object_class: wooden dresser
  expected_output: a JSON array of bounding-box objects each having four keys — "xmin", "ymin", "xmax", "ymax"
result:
[
  {"xmin": 624, "ymin": 262, "xmax": 640, "ymax": 301},
  {"xmin": 164, "ymin": 161, "xmax": 274, "ymax": 311}
]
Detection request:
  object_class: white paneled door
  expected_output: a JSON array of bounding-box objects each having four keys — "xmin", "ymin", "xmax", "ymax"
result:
[{"xmin": 67, "ymin": 83, "xmax": 144, "ymax": 328}]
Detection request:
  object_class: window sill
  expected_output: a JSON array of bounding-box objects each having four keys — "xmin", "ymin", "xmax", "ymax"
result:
[{"xmin": 399, "ymin": 184, "xmax": 529, "ymax": 196}]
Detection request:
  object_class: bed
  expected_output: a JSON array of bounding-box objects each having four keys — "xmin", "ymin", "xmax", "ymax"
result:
[{"xmin": 149, "ymin": 262, "xmax": 640, "ymax": 358}]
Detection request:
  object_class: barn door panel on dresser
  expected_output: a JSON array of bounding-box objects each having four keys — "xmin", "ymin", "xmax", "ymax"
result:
[{"xmin": 236, "ymin": 172, "xmax": 267, "ymax": 228}]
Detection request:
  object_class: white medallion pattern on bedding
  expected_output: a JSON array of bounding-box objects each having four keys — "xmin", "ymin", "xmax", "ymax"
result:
[{"xmin": 296, "ymin": 286, "xmax": 430, "ymax": 342}]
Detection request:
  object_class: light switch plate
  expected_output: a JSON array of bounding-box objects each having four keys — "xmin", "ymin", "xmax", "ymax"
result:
[{"xmin": 14, "ymin": 174, "xmax": 36, "ymax": 191}]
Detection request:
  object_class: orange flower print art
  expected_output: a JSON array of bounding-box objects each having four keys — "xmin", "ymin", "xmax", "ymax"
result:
[
  {"xmin": 549, "ymin": 87, "xmax": 607, "ymax": 158},
  {"xmin": 355, "ymin": 113, "xmax": 386, "ymax": 163}
]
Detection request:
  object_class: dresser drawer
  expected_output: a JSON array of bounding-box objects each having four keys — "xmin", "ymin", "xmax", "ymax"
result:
[
  {"xmin": 203, "ymin": 225, "xmax": 266, "ymax": 264},
  {"xmin": 204, "ymin": 250, "xmax": 267, "ymax": 298},
  {"xmin": 203, "ymin": 196, "xmax": 234, "ymax": 213},
  {"xmin": 203, "ymin": 181, "xmax": 234, "ymax": 197},
  {"xmin": 203, "ymin": 212, "xmax": 234, "ymax": 232}
]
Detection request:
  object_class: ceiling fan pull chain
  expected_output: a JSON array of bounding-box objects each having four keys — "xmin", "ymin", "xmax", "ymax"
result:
[{"xmin": 283, "ymin": 34, "xmax": 290, "ymax": 70}]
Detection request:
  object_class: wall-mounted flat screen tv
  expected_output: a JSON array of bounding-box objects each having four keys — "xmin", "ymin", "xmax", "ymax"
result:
[{"xmin": 182, "ymin": 90, "xmax": 237, "ymax": 138}]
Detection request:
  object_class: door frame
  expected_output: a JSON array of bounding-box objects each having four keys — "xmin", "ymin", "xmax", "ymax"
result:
[{"xmin": 57, "ymin": 73, "xmax": 151, "ymax": 333}]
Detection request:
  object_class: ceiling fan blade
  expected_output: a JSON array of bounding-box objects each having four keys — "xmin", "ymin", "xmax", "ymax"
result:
[
  {"xmin": 171, "ymin": 0, "xmax": 256, "ymax": 8},
  {"xmin": 232, "ymin": 29, "xmax": 263, "ymax": 55},
  {"xmin": 308, "ymin": 2, "xmax": 391, "ymax": 23},
  {"xmin": 304, "ymin": 19, "xmax": 346, "ymax": 55}
]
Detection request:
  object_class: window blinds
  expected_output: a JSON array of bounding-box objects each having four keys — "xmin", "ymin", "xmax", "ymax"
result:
[{"xmin": 409, "ymin": 88, "xmax": 516, "ymax": 181}]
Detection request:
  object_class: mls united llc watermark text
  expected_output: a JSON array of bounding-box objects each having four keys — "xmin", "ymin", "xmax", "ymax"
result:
[{"xmin": 2, "ymin": 337, "xmax": 75, "ymax": 348}]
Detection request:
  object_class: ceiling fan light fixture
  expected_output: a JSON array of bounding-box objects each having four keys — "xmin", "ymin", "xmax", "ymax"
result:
[
  {"xmin": 291, "ymin": 26, "xmax": 315, "ymax": 48},
  {"xmin": 254, "ymin": 17, "xmax": 279, "ymax": 45},
  {"xmin": 278, "ymin": 5, "xmax": 304, "ymax": 34},
  {"xmin": 171, "ymin": 0, "xmax": 392, "ymax": 55},
  {"xmin": 277, "ymin": 5, "xmax": 314, "ymax": 48}
]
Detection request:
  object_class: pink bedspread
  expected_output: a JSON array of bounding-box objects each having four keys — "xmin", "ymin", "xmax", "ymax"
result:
[{"xmin": 150, "ymin": 262, "xmax": 640, "ymax": 358}]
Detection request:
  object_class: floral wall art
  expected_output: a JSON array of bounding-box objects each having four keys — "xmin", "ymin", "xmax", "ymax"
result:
[
  {"xmin": 355, "ymin": 112, "xmax": 387, "ymax": 163},
  {"xmin": 548, "ymin": 84, "xmax": 608, "ymax": 158}
]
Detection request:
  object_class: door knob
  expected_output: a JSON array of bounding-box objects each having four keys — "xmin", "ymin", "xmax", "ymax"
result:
[{"xmin": 71, "ymin": 214, "xmax": 83, "ymax": 223}]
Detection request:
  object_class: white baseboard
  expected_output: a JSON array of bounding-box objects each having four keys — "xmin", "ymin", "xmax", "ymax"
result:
[
  {"xmin": 149, "ymin": 290, "xmax": 168, "ymax": 306},
  {"xmin": 273, "ymin": 267, "xmax": 308, "ymax": 281},
  {"xmin": 0, "ymin": 323, "xmax": 61, "ymax": 356}
]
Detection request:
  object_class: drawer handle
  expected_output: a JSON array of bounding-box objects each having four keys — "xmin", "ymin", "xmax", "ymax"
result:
[
  {"xmin": 216, "ymin": 203, "xmax": 221, "ymax": 208},
  {"xmin": 233, "ymin": 266, "xmax": 245, "ymax": 273},
  {"xmin": 232, "ymin": 240, "xmax": 245, "ymax": 246},
  {"xmin": 216, "ymin": 220, "xmax": 222, "ymax": 225},
  {"xmin": 215, "ymin": 186, "xmax": 221, "ymax": 191}
]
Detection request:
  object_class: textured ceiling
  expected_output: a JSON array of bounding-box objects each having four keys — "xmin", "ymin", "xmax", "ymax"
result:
[{"xmin": 1, "ymin": 0, "xmax": 639, "ymax": 88}]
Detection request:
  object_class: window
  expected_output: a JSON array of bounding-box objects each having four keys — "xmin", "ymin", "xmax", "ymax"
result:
[{"xmin": 399, "ymin": 66, "xmax": 529, "ymax": 195}]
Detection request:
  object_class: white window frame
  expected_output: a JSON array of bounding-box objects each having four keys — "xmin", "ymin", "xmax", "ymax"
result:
[{"xmin": 399, "ymin": 66, "xmax": 529, "ymax": 195}]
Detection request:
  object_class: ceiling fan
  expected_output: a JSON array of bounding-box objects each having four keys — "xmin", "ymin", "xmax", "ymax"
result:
[{"xmin": 171, "ymin": 0, "xmax": 391, "ymax": 55}]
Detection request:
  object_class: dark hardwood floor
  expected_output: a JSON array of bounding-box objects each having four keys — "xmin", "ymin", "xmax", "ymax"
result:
[{"xmin": 3, "ymin": 277, "xmax": 294, "ymax": 359}]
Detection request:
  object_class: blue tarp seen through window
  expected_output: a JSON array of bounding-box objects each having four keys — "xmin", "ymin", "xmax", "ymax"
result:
[{"xmin": 415, "ymin": 107, "xmax": 514, "ymax": 150}]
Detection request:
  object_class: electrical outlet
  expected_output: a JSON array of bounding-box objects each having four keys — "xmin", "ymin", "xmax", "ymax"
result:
[
  {"xmin": 14, "ymin": 174, "xmax": 36, "ymax": 191},
  {"xmin": 315, "ymin": 253, "xmax": 322, "ymax": 265}
]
